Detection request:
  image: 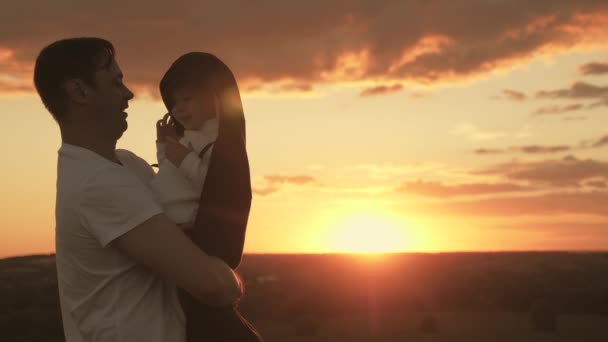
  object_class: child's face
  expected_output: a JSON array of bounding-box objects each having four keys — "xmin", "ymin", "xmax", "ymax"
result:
[{"xmin": 170, "ymin": 86, "xmax": 218, "ymax": 130}]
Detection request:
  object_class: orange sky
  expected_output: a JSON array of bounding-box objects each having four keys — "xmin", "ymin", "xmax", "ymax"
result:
[{"xmin": 1, "ymin": 1, "xmax": 608, "ymax": 258}]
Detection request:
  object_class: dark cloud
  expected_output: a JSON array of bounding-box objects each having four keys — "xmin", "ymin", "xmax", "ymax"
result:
[
  {"xmin": 589, "ymin": 98, "xmax": 608, "ymax": 108},
  {"xmin": 591, "ymin": 135, "xmax": 608, "ymax": 148},
  {"xmin": 501, "ymin": 89, "xmax": 528, "ymax": 101},
  {"xmin": 1, "ymin": 0, "xmax": 607, "ymax": 95},
  {"xmin": 428, "ymin": 191, "xmax": 608, "ymax": 217},
  {"xmin": 585, "ymin": 180, "xmax": 608, "ymax": 189},
  {"xmin": 397, "ymin": 180, "xmax": 534, "ymax": 197},
  {"xmin": 252, "ymin": 186, "xmax": 280, "ymax": 197},
  {"xmin": 578, "ymin": 61, "xmax": 608, "ymax": 75},
  {"xmin": 515, "ymin": 145, "xmax": 571, "ymax": 154},
  {"xmin": 474, "ymin": 145, "xmax": 571, "ymax": 155},
  {"xmin": 475, "ymin": 134, "xmax": 608, "ymax": 156},
  {"xmin": 536, "ymin": 81, "xmax": 608, "ymax": 100},
  {"xmin": 579, "ymin": 134, "xmax": 608, "ymax": 148},
  {"xmin": 474, "ymin": 148, "xmax": 505, "ymax": 155},
  {"xmin": 360, "ymin": 84, "xmax": 403, "ymax": 97},
  {"xmin": 533, "ymin": 103, "xmax": 584, "ymax": 115},
  {"xmin": 476, "ymin": 155, "xmax": 608, "ymax": 187}
]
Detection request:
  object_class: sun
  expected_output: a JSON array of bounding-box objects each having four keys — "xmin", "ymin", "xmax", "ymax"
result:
[{"xmin": 327, "ymin": 212, "xmax": 409, "ymax": 254}]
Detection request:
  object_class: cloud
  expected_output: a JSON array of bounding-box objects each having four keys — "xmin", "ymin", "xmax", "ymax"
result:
[
  {"xmin": 252, "ymin": 186, "xmax": 281, "ymax": 197},
  {"xmin": 0, "ymin": 49, "xmax": 34, "ymax": 95},
  {"xmin": 450, "ymin": 124, "xmax": 506, "ymax": 141},
  {"xmin": 397, "ymin": 180, "xmax": 534, "ymax": 198},
  {"xmin": 579, "ymin": 134, "xmax": 608, "ymax": 149},
  {"xmin": 474, "ymin": 148, "xmax": 506, "ymax": 155},
  {"xmin": 476, "ymin": 155, "xmax": 608, "ymax": 187},
  {"xmin": 349, "ymin": 162, "xmax": 443, "ymax": 179},
  {"xmin": 536, "ymin": 81, "xmax": 608, "ymax": 100},
  {"xmin": 359, "ymin": 83, "xmax": 403, "ymax": 97},
  {"xmin": 500, "ymin": 89, "xmax": 528, "ymax": 101},
  {"xmin": 1, "ymin": 0, "xmax": 608, "ymax": 95},
  {"xmin": 533, "ymin": 103, "xmax": 585, "ymax": 115},
  {"xmin": 578, "ymin": 61, "xmax": 608, "ymax": 75},
  {"xmin": 515, "ymin": 145, "xmax": 571, "ymax": 154},
  {"xmin": 264, "ymin": 175, "xmax": 317, "ymax": 185},
  {"xmin": 427, "ymin": 191, "xmax": 608, "ymax": 217},
  {"xmin": 278, "ymin": 83, "xmax": 315, "ymax": 93},
  {"xmin": 585, "ymin": 180, "xmax": 608, "ymax": 189},
  {"xmin": 0, "ymin": 80, "xmax": 34, "ymax": 95},
  {"xmin": 589, "ymin": 98, "xmax": 608, "ymax": 108},
  {"xmin": 475, "ymin": 133, "xmax": 608, "ymax": 156},
  {"xmin": 253, "ymin": 174, "xmax": 318, "ymax": 197},
  {"xmin": 533, "ymin": 81, "xmax": 608, "ymax": 114},
  {"xmin": 408, "ymin": 92, "xmax": 430, "ymax": 99},
  {"xmin": 475, "ymin": 145, "xmax": 571, "ymax": 155},
  {"xmin": 563, "ymin": 116, "xmax": 588, "ymax": 121},
  {"xmin": 590, "ymin": 135, "xmax": 608, "ymax": 148}
]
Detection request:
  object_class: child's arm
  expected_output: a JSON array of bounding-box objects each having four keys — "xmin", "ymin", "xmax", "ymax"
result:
[
  {"xmin": 156, "ymin": 113, "xmax": 180, "ymax": 166},
  {"xmin": 177, "ymin": 145, "xmax": 213, "ymax": 190},
  {"xmin": 156, "ymin": 141, "xmax": 167, "ymax": 165}
]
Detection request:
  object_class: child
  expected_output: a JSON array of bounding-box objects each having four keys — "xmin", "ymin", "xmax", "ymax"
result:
[
  {"xmin": 152, "ymin": 52, "xmax": 261, "ymax": 342},
  {"xmin": 151, "ymin": 95, "xmax": 219, "ymax": 230}
]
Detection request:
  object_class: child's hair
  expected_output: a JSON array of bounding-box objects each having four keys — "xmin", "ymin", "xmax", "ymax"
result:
[{"xmin": 159, "ymin": 52, "xmax": 243, "ymax": 136}]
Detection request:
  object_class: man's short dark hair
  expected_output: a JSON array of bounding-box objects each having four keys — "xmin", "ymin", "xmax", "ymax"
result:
[{"xmin": 33, "ymin": 37, "xmax": 115, "ymax": 122}]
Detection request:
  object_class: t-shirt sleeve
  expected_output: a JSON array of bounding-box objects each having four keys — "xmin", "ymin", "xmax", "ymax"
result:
[{"xmin": 78, "ymin": 165, "xmax": 164, "ymax": 247}]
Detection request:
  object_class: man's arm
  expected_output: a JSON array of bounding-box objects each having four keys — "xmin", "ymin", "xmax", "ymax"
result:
[{"xmin": 111, "ymin": 213, "xmax": 242, "ymax": 306}]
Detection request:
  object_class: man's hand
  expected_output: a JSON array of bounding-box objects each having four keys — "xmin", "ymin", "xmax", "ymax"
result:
[
  {"xmin": 165, "ymin": 137, "xmax": 194, "ymax": 167},
  {"xmin": 156, "ymin": 113, "xmax": 179, "ymax": 142}
]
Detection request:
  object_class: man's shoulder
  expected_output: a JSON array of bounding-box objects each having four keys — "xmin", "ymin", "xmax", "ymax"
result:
[
  {"xmin": 116, "ymin": 148, "xmax": 140, "ymax": 160},
  {"xmin": 116, "ymin": 149, "xmax": 156, "ymax": 182}
]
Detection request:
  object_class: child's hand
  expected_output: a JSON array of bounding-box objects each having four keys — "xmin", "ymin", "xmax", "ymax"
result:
[
  {"xmin": 165, "ymin": 137, "xmax": 195, "ymax": 167},
  {"xmin": 156, "ymin": 113, "xmax": 179, "ymax": 142}
]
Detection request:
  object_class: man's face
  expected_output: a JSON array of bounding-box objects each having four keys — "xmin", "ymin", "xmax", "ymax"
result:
[{"xmin": 86, "ymin": 58, "xmax": 134, "ymax": 140}]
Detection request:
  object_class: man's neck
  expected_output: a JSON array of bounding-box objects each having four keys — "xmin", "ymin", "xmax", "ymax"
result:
[{"xmin": 61, "ymin": 126, "xmax": 120, "ymax": 164}]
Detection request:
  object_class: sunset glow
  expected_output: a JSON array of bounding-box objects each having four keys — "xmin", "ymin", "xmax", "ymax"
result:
[
  {"xmin": 326, "ymin": 212, "xmax": 411, "ymax": 254},
  {"xmin": 2, "ymin": 2, "xmax": 608, "ymax": 258}
]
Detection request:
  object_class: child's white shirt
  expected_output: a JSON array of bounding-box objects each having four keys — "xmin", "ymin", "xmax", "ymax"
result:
[{"xmin": 149, "ymin": 118, "xmax": 218, "ymax": 227}]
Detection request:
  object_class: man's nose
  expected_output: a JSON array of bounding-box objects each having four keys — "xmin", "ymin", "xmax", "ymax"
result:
[{"xmin": 124, "ymin": 86, "xmax": 134, "ymax": 101}]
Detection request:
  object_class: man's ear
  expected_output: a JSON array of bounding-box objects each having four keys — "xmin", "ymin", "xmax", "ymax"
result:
[{"xmin": 64, "ymin": 79, "xmax": 88, "ymax": 104}]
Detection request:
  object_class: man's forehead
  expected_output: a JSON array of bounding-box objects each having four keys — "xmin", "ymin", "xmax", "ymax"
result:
[{"xmin": 100, "ymin": 59, "xmax": 123, "ymax": 78}]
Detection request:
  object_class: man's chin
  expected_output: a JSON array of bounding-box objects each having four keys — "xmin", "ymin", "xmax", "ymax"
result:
[{"xmin": 114, "ymin": 122, "xmax": 127, "ymax": 140}]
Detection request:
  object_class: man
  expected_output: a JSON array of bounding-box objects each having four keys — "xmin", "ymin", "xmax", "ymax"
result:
[{"xmin": 33, "ymin": 37, "xmax": 242, "ymax": 341}]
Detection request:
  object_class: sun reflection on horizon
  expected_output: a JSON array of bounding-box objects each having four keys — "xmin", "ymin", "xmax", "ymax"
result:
[{"xmin": 325, "ymin": 211, "xmax": 412, "ymax": 255}]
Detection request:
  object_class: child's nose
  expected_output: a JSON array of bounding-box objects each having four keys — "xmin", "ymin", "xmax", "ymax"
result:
[{"xmin": 172, "ymin": 105, "xmax": 184, "ymax": 116}]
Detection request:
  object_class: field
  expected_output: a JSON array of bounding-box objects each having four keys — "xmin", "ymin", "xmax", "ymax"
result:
[{"xmin": 2, "ymin": 252, "xmax": 608, "ymax": 341}]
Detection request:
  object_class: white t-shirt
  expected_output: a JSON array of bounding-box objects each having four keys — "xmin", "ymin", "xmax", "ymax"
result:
[
  {"xmin": 55, "ymin": 143, "xmax": 185, "ymax": 342},
  {"xmin": 150, "ymin": 118, "xmax": 218, "ymax": 227}
]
